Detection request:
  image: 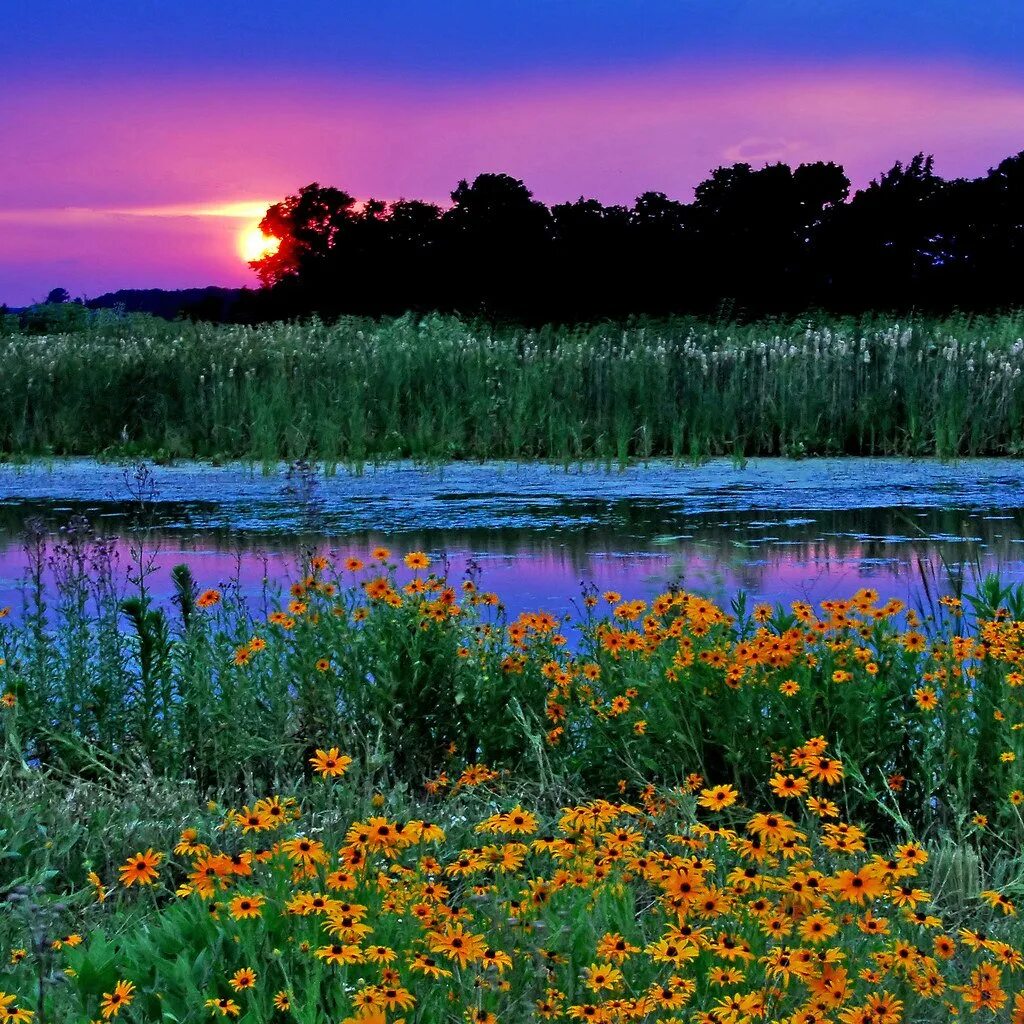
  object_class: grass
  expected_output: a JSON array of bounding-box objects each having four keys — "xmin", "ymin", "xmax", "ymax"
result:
[
  {"xmin": 4, "ymin": 311, "xmax": 1024, "ymax": 464},
  {"xmin": 2, "ymin": 547, "xmax": 1024, "ymax": 1020}
]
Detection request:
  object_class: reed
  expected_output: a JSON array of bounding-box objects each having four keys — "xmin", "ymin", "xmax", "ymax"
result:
[{"xmin": 3, "ymin": 312, "xmax": 1024, "ymax": 463}]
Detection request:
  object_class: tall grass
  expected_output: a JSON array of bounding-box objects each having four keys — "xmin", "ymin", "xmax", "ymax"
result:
[{"xmin": 3, "ymin": 312, "xmax": 1024, "ymax": 463}]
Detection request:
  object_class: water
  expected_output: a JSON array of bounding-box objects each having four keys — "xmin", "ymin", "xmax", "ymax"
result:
[{"xmin": 1, "ymin": 457, "xmax": 1023, "ymax": 618}]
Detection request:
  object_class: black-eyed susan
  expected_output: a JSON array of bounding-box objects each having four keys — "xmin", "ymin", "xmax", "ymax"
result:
[
  {"xmin": 309, "ymin": 748, "xmax": 352, "ymax": 778},
  {"xmin": 118, "ymin": 849, "xmax": 162, "ymax": 887},
  {"xmin": 100, "ymin": 980, "xmax": 135, "ymax": 1019}
]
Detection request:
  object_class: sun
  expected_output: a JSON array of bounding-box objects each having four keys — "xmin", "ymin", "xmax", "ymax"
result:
[{"xmin": 239, "ymin": 225, "xmax": 280, "ymax": 263}]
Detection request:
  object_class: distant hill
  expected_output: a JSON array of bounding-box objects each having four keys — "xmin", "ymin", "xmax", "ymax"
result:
[{"xmin": 86, "ymin": 287, "xmax": 244, "ymax": 320}]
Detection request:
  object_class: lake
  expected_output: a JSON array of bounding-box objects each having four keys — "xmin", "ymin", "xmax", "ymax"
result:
[{"xmin": 2, "ymin": 457, "xmax": 1024, "ymax": 618}]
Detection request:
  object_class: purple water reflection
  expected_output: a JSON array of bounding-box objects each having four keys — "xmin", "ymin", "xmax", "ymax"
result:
[{"xmin": 1, "ymin": 458, "xmax": 1023, "ymax": 620}]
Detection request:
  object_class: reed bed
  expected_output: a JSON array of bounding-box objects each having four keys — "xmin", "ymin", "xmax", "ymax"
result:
[{"xmin": 3, "ymin": 312, "xmax": 1024, "ymax": 464}]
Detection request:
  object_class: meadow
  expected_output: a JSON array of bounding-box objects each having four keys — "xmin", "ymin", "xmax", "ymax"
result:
[
  {"xmin": 4, "ymin": 312, "xmax": 1024, "ymax": 464},
  {"xmin": 2, "ymin": 547, "xmax": 1024, "ymax": 1021}
]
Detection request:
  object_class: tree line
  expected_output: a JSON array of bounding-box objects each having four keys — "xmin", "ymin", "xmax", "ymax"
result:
[{"xmin": 234, "ymin": 149, "xmax": 1024, "ymax": 322}]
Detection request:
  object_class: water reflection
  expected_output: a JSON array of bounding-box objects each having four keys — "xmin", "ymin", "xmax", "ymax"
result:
[{"xmin": 1, "ymin": 499, "xmax": 1022, "ymax": 618}]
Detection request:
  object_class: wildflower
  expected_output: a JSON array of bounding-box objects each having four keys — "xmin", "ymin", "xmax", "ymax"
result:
[
  {"xmin": 233, "ymin": 805, "xmax": 271, "ymax": 833},
  {"xmin": 596, "ymin": 933, "xmax": 638, "ymax": 962},
  {"xmin": 698, "ymin": 784, "xmax": 739, "ymax": 811},
  {"xmin": 770, "ymin": 773, "xmax": 810, "ymax": 798},
  {"xmin": 428, "ymin": 924, "xmax": 487, "ymax": 967},
  {"xmin": 86, "ymin": 870, "xmax": 107, "ymax": 902},
  {"xmin": 913, "ymin": 686, "xmax": 938, "ymax": 710},
  {"xmin": 902, "ymin": 631, "xmax": 927, "ymax": 652},
  {"xmin": 229, "ymin": 968, "xmax": 256, "ymax": 992},
  {"xmin": 316, "ymin": 943, "xmax": 363, "ymax": 965},
  {"xmin": 0, "ymin": 993, "xmax": 33, "ymax": 1023},
  {"xmin": 806, "ymin": 796, "xmax": 839, "ymax": 817},
  {"xmin": 197, "ymin": 589, "xmax": 221, "ymax": 608},
  {"xmin": 833, "ymin": 865, "xmax": 886, "ymax": 905},
  {"xmin": 404, "ymin": 551, "xmax": 430, "ymax": 570},
  {"xmin": 229, "ymin": 893, "xmax": 264, "ymax": 920},
  {"xmin": 981, "ymin": 889, "xmax": 1016, "ymax": 915},
  {"xmin": 280, "ymin": 836, "xmax": 328, "ymax": 867},
  {"xmin": 583, "ymin": 963, "xmax": 623, "ymax": 992},
  {"xmin": 205, "ymin": 997, "xmax": 241, "ymax": 1017},
  {"xmin": 410, "ymin": 953, "xmax": 452, "ymax": 978},
  {"xmin": 802, "ymin": 755, "xmax": 844, "ymax": 785},
  {"xmin": 100, "ymin": 981, "xmax": 135, "ymax": 1019},
  {"xmin": 374, "ymin": 986, "xmax": 415, "ymax": 1011},
  {"xmin": 309, "ymin": 748, "xmax": 352, "ymax": 778},
  {"xmin": 118, "ymin": 849, "xmax": 162, "ymax": 887}
]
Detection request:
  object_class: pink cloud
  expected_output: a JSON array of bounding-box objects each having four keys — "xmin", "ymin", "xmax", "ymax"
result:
[{"xmin": 3, "ymin": 61, "xmax": 1023, "ymax": 301}]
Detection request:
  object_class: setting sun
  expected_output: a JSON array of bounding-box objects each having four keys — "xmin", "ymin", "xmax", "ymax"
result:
[{"xmin": 238, "ymin": 225, "xmax": 280, "ymax": 263}]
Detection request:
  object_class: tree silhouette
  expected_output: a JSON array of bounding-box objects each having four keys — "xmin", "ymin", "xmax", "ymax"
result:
[
  {"xmin": 254, "ymin": 183, "xmax": 358, "ymax": 286},
  {"xmin": 241, "ymin": 149, "xmax": 1024, "ymax": 323}
]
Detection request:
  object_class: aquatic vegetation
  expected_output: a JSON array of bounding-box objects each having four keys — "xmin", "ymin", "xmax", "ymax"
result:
[{"xmin": 3, "ymin": 312, "xmax": 1024, "ymax": 463}]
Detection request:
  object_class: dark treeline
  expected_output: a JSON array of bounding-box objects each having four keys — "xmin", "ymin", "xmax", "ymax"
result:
[{"xmin": 231, "ymin": 149, "xmax": 1024, "ymax": 323}]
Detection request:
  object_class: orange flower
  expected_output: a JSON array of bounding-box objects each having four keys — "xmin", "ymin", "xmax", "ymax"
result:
[
  {"xmin": 229, "ymin": 967, "xmax": 257, "ymax": 992},
  {"xmin": 309, "ymin": 748, "xmax": 352, "ymax": 778},
  {"xmin": 698, "ymin": 784, "xmax": 739, "ymax": 812},
  {"xmin": 97, "ymin": 980, "xmax": 134, "ymax": 1019},
  {"xmin": 118, "ymin": 849, "xmax": 162, "ymax": 887}
]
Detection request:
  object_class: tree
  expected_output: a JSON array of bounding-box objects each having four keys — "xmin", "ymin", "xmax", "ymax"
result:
[
  {"xmin": 823, "ymin": 153, "xmax": 946, "ymax": 307},
  {"xmin": 46, "ymin": 287, "xmax": 70, "ymax": 304},
  {"xmin": 241, "ymin": 146, "xmax": 1023, "ymax": 321},
  {"xmin": 253, "ymin": 183, "xmax": 358, "ymax": 286},
  {"xmin": 442, "ymin": 174, "xmax": 553, "ymax": 313}
]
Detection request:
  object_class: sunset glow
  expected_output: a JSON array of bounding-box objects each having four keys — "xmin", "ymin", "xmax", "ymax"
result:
[
  {"xmin": 2, "ymin": 1, "xmax": 1023, "ymax": 303},
  {"xmin": 238, "ymin": 225, "xmax": 280, "ymax": 263}
]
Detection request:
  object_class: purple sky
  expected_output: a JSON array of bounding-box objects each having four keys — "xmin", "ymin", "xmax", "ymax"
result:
[{"xmin": 2, "ymin": 1, "xmax": 1022, "ymax": 305}]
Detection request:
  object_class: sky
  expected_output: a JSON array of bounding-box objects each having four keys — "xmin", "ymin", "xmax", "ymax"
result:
[{"xmin": 2, "ymin": 0, "xmax": 1022, "ymax": 305}]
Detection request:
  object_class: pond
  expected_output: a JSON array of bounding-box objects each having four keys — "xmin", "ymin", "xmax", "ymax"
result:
[{"xmin": 1, "ymin": 457, "xmax": 1024, "ymax": 618}]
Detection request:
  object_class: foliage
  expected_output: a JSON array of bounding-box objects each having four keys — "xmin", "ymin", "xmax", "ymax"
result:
[
  {"xmin": 3, "ymin": 313, "xmax": 1024, "ymax": 463},
  {"xmin": 2, "ymin": 552, "xmax": 1024, "ymax": 848}
]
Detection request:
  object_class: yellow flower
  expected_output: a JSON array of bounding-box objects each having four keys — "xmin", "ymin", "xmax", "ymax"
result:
[
  {"xmin": 118, "ymin": 849, "xmax": 162, "ymax": 887},
  {"xmin": 404, "ymin": 551, "xmax": 430, "ymax": 570},
  {"xmin": 229, "ymin": 967, "xmax": 257, "ymax": 991},
  {"xmin": 100, "ymin": 980, "xmax": 135, "ymax": 1019},
  {"xmin": 309, "ymin": 748, "xmax": 353, "ymax": 778},
  {"xmin": 698, "ymin": 784, "xmax": 739, "ymax": 811}
]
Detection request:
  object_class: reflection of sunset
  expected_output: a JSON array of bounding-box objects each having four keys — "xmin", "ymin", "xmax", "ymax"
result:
[{"xmin": 238, "ymin": 225, "xmax": 280, "ymax": 263}]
